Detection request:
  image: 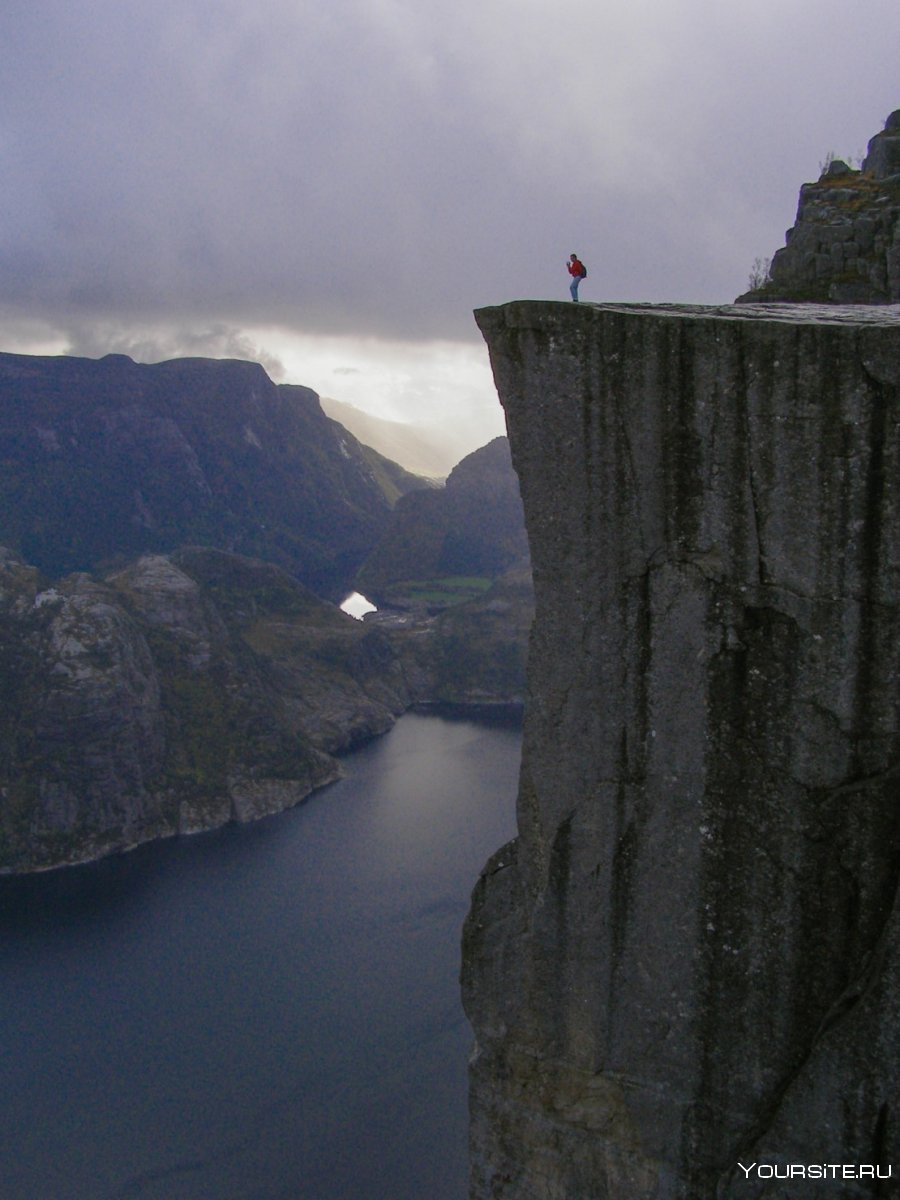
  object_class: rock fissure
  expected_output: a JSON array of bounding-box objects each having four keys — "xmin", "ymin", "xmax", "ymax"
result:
[{"xmin": 736, "ymin": 340, "xmax": 768, "ymax": 589}]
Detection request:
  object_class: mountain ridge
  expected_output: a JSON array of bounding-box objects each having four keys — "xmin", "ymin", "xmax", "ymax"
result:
[
  {"xmin": 356, "ymin": 436, "xmax": 529, "ymax": 601},
  {"xmin": 0, "ymin": 349, "xmax": 428, "ymax": 597}
]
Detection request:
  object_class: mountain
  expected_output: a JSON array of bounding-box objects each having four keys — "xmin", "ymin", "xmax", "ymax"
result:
[
  {"xmin": 0, "ymin": 537, "xmax": 535, "ymax": 873},
  {"xmin": 0, "ymin": 351, "xmax": 427, "ymax": 598},
  {"xmin": 0, "ymin": 545, "xmax": 414, "ymax": 873},
  {"xmin": 0, "ymin": 352, "xmax": 535, "ymax": 874},
  {"xmin": 416, "ymin": 563, "xmax": 533, "ymax": 705},
  {"xmin": 356, "ymin": 436, "xmax": 529, "ymax": 602},
  {"xmin": 737, "ymin": 109, "xmax": 900, "ymax": 303}
]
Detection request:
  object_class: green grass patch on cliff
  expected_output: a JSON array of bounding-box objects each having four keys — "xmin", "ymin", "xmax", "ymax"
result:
[
  {"xmin": 383, "ymin": 576, "xmax": 493, "ymax": 608},
  {"xmin": 804, "ymin": 171, "xmax": 900, "ymax": 210}
]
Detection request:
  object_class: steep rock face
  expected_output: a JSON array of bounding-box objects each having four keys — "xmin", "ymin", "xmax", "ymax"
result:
[
  {"xmin": 738, "ymin": 110, "xmax": 900, "ymax": 304},
  {"xmin": 0, "ymin": 546, "xmax": 413, "ymax": 872},
  {"xmin": 0, "ymin": 550, "xmax": 171, "ymax": 867},
  {"xmin": 0, "ymin": 351, "xmax": 425, "ymax": 596},
  {"xmin": 464, "ymin": 301, "xmax": 899, "ymax": 1198}
]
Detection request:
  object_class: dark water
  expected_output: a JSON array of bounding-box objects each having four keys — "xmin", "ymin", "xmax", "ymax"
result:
[{"xmin": 0, "ymin": 709, "xmax": 521, "ymax": 1200}]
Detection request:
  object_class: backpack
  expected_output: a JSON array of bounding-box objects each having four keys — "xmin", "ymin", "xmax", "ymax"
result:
[{"xmin": 580, "ymin": 264, "xmax": 587, "ymax": 278}]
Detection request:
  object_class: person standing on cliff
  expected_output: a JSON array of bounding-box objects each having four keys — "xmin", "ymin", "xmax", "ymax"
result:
[{"xmin": 567, "ymin": 253, "xmax": 587, "ymax": 301}]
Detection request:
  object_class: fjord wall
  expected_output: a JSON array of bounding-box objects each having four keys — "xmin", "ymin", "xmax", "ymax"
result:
[{"xmin": 463, "ymin": 301, "xmax": 900, "ymax": 1198}]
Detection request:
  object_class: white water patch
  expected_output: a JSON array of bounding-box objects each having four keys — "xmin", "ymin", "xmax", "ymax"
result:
[{"xmin": 340, "ymin": 591, "xmax": 377, "ymax": 620}]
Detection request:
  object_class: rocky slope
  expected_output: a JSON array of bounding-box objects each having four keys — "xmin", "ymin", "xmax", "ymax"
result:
[
  {"xmin": 0, "ymin": 546, "xmax": 412, "ymax": 873},
  {"xmin": 0, "ymin": 534, "xmax": 530, "ymax": 874},
  {"xmin": 355, "ymin": 437, "xmax": 529, "ymax": 601},
  {"xmin": 386, "ymin": 562, "xmax": 534, "ymax": 706},
  {"xmin": 0, "ymin": 351, "xmax": 425, "ymax": 597},
  {"xmin": 738, "ymin": 110, "xmax": 900, "ymax": 304},
  {"xmin": 464, "ymin": 300, "xmax": 899, "ymax": 1198}
]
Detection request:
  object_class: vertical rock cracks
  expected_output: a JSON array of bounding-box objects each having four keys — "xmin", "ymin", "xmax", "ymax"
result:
[{"xmin": 463, "ymin": 301, "xmax": 900, "ymax": 1199}]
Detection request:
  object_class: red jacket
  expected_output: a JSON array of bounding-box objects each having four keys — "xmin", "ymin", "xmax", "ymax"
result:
[{"xmin": 568, "ymin": 258, "xmax": 586, "ymax": 277}]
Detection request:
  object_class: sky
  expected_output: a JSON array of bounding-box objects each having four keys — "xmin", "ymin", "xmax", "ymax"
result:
[{"xmin": 1, "ymin": 0, "xmax": 897, "ymax": 456}]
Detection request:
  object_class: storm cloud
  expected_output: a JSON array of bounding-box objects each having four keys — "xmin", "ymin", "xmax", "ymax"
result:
[{"xmin": 1, "ymin": 0, "xmax": 898, "ymax": 353}]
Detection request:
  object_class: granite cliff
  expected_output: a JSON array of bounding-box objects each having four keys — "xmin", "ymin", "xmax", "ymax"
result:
[
  {"xmin": 464, "ymin": 300, "xmax": 899, "ymax": 1197},
  {"xmin": 738, "ymin": 110, "xmax": 900, "ymax": 305}
]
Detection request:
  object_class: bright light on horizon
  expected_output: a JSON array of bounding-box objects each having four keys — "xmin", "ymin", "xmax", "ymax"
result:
[{"xmin": 258, "ymin": 327, "xmax": 502, "ymax": 432}]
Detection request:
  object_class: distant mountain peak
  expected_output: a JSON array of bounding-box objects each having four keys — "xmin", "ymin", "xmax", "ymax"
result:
[{"xmin": 0, "ymin": 350, "xmax": 427, "ymax": 597}]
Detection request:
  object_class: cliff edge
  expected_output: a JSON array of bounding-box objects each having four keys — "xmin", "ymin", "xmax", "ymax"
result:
[{"xmin": 464, "ymin": 300, "xmax": 899, "ymax": 1197}]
